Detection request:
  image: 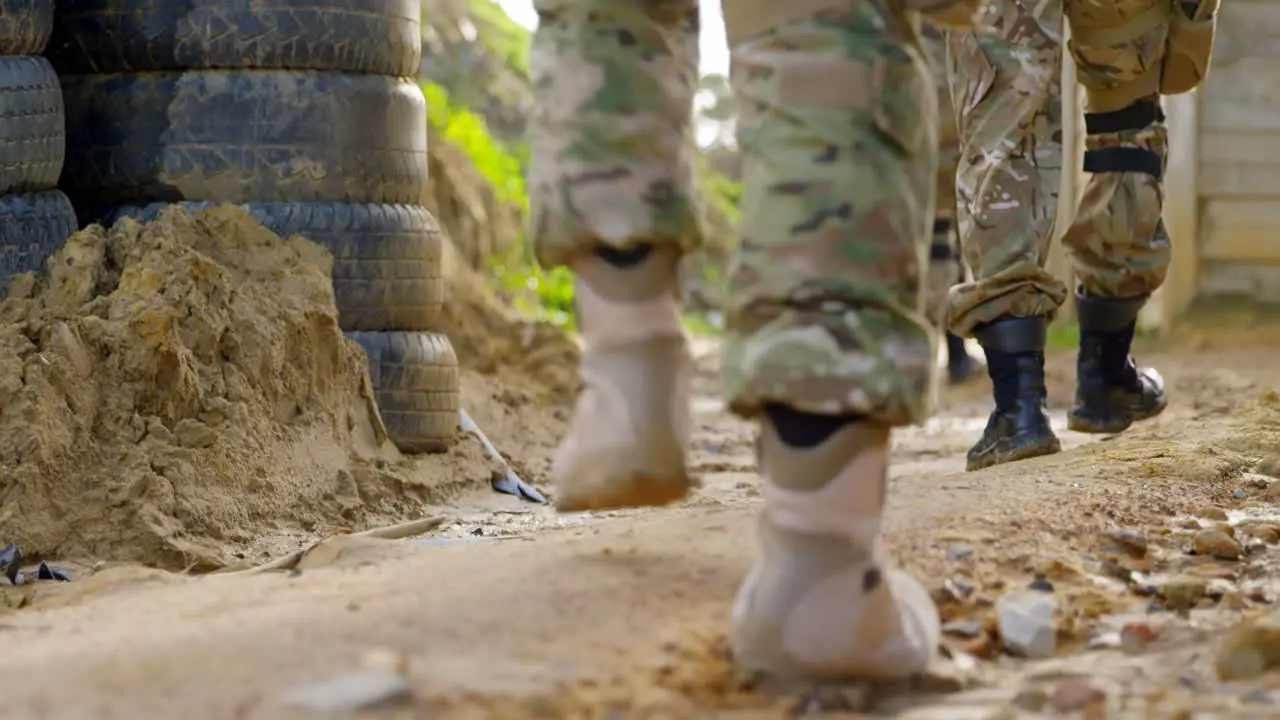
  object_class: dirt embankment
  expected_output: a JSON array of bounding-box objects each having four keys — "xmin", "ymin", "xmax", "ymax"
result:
[
  {"xmin": 428, "ymin": 237, "xmax": 579, "ymax": 485},
  {"xmin": 0, "ymin": 207, "xmax": 436, "ymax": 571}
]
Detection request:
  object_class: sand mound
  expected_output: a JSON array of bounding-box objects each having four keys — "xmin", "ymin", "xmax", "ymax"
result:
[{"xmin": 0, "ymin": 206, "xmax": 434, "ymax": 571}]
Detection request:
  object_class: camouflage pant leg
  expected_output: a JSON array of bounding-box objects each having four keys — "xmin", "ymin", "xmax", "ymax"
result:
[
  {"xmin": 922, "ymin": 27, "xmax": 962, "ymax": 330},
  {"xmin": 528, "ymin": 0, "xmax": 704, "ymax": 268},
  {"xmin": 944, "ymin": 0, "xmax": 1070, "ymax": 337},
  {"xmin": 722, "ymin": 0, "xmax": 938, "ymax": 426},
  {"xmin": 1061, "ymin": 0, "xmax": 1171, "ymax": 298}
]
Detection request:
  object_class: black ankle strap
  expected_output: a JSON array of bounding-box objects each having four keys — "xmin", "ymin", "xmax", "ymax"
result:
[{"xmin": 974, "ymin": 316, "xmax": 1047, "ymax": 354}]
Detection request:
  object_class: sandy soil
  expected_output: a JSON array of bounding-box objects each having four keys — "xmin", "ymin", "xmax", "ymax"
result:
[{"xmin": 2, "ymin": 308, "xmax": 1280, "ymax": 719}]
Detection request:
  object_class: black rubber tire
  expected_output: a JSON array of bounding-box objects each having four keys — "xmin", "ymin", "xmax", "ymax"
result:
[
  {"xmin": 347, "ymin": 331, "xmax": 460, "ymax": 454},
  {"xmin": 59, "ymin": 70, "xmax": 428, "ymax": 210},
  {"xmin": 47, "ymin": 0, "xmax": 421, "ymax": 76},
  {"xmin": 0, "ymin": 0, "xmax": 54, "ymax": 55},
  {"xmin": 0, "ymin": 56, "xmax": 64, "ymax": 195},
  {"xmin": 110, "ymin": 201, "xmax": 445, "ymax": 332},
  {"xmin": 0, "ymin": 189, "xmax": 78, "ymax": 294}
]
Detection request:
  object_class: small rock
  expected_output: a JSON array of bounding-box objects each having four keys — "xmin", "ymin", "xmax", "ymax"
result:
[
  {"xmin": 942, "ymin": 619, "xmax": 985, "ymax": 638},
  {"xmin": 950, "ymin": 577, "xmax": 975, "ymax": 596},
  {"xmin": 1234, "ymin": 488, "xmax": 1248, "ymax": 500},
  {"xmin": 1242, "ymin": 688, "xmax": 1280, "ymax": 705},
  {"xmin": 1087, "ymin": 631, "xmax": 1121, "ymax": 649},
  {"xmin": 934, "ymin": 580, "xmax": 972, "ymax": 607},
  {"xmin": 1246, "ymin": 585, "xmax": 1273, "ymax": 604},
  {"xmin": 1100, "ymin": 529, "xmax": 1148, "ymax": 558},
  {"xmin": 1207, "ymin": 578, "xmax": 1237, "ymax": 599},
  {"xmin": 1248, "ymin": 474, "xmax": 1272, "ymax": 490},
  {"xmin": 1252, "ymin": 526, "xmax": 1280, "ymax": 545},
  {"xmin": 278, "ymin": 669, "xmax": 411, "ymax": 712},
  {"xmin": 1100, "ymin": 559, "xmax": 1134, "ymax": 583},
  {"xmin": 1028, "ymin": 578, "xmax": 1054, "ymax": 593},
  {"xmin": 1013, "ymin": 687, "xmax": 1049, "ymax": 712},
  {"xmin": 1259, "ymin": 458, "xmax": 1280, "ymax": 480},
  {"xmin": 956, "ymin": 632, "xmax": 995, "ymax": 658},
  {"xmin": 1223, "ymin": 592, "xmax": 1251, "ymax": 611},
  {"xmin": 1162, "ymin": 577, "xmax": 1208, "ymax": 610},
  {"xmin": 794, "ymin": 684, "xmax": 872, "ymax": 714},
  {"xmin": 1120, "ymin": 621, "xmax": 1158, "ymax": 653},
  {"xmin": 1199, "ymin": 508, "xmax": 1230, "ymax": 522},
  {"xmin": 173, "ymin": 418, "xmax": 218, "ymax": 449},
  {"xmin": 947, "ymin": 546, "xmax": 974, "ymax": 562},
  {"xmin": 1217, "ymin": 610, "xmax": 1280, "ymax": 681},
  {"xmin": 1049, "ymin": 677, "xmax": 1106, "ymax": 712},
  {"xmin": 1193, "ymin": 529, "xmax": 1241, "ymax": 560},
  {"xmin": 996, "ymin": 592, "xmax": 1056, "ymax": 659}
]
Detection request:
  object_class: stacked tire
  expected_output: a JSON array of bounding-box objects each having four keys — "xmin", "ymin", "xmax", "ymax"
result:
[
  {"xmin": 0, "ymin": 0, "xmax": 77, "ymax": 295},
  {"xmin": 47, "ymin": 0, "xmax": 461, "ymax": 453}
]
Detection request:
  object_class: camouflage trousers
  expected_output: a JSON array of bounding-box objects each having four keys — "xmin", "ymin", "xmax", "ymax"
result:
[
  {"xmin": 922, "ymin": 27, "xmax": 963, "ymax": 330},
  {"xmin": 529, "ymin": 0, "xmax": 938, "ymax": 426},
  {"xmin": 944, "ymin": 0, "xmax": 1172, "ymax": 336}
]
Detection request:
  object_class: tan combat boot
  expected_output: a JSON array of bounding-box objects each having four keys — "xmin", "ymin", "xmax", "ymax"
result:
[
  {"xmin": 552, "ymin": 245, "xmax": 695, "ymax": 512},
  {"xmin": 730, "ymin": 419, "xmax": 940, "ymax": 681}
]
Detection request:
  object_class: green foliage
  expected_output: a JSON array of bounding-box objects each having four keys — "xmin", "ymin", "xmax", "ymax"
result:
[
  {"xmin": 420, "ymin": 6, "xmax": 747, "ymax": 333},
  {"xmin": 682, "ymin": 311, "xmax": 723, "ymax": 337},
  {"xmin": 422, "ymin": 81, "xmax": 527, "ymax": 212},
  {"xmin": 422, "ymin": 79, "xmax": 575, "ymax": 328},
  {"xmin": 699, "ymin": 157, "xmax": 743, "ymax": 227},
  {"xmin": 466, "ymin": 0, "xmax": 532, "ymax": 79},
  {"xmin": 1047, "ymin": 322, "xmax": 1079, "ymax": 351},
  {"xmin": 491, "ymin": 249, "xmax": 577, "ymax": 330}
]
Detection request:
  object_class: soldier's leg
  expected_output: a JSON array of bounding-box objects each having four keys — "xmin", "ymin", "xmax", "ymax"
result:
[
  {"xmin": 1063, "ymin": 0, "xmax": 1172, "ymax": 434},
  {"xmin": 921, "ymin": 28, "xmax": 978, "ymax": 386},
  {"xmin": 935, "ymin": 226, "xmax": 981, "ymax": 385},
  {"xmin": 723, "ymin": 0, "xmax": 941, "ymax": 680},
  {"xmin": 946, "ymin": 0, "xmax": 1067, "ymax": 471},
  {"xmin": 529, "ymin": 0, "xmax": 703, "ymax": 511}
]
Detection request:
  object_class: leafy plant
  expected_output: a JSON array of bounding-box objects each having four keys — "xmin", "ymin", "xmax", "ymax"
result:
[
  {"xmin": 423, "ymin": 79, "xmax": 577, "ymax": 327},
  {"xmin": 422, "ymin": 81, "xmax": 527, "ymax": 211},
  {"xmin": 466, "ymin": 0, "xmax": 532, "ymax": 79},
  {"xmin": 420, "ymin": 6, "xmax": 746, "ymax": 333}
]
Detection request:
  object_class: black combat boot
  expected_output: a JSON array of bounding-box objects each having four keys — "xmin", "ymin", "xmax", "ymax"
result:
[
  {"xmin": 1068, "ymin": 291, "xmax": 1167, "ymax": 434},
  {"xmin": 946, "ymin": 331, "xmax": 976, "ymax": 385},
  {"xmin": 967, "ymin": 316, "xmax": 1061, "ymax": 471}
]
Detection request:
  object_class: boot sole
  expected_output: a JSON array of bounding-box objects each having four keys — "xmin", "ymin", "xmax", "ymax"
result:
[
  {"xmin": 965, "ymin": 437, "xmax": 1062, "ymax": 472},
  {"xmin": 554, "ymin": 473, "xmax": 694, "ymax": 513},
  {"xmin": 1068, "ymin": 397, "xmax": 1169, "ymax": 435}
]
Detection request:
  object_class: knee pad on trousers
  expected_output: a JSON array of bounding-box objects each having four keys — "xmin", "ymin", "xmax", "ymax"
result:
[
  {"xmin": 1081, "ymin": 100, "xmax": 1164, "ymax": 179},
  {"xmin": 763, "ymin": 403, "xmax": 863, "ymax": 449}
]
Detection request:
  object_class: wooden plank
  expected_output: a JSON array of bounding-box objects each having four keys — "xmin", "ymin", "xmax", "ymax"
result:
[
  {"xmin": 1199, "ymin": 132, "xmax": 1280, "ymax": 166},
  {"xmin": 1199, "ymin": 200, "xmax": 1280, "ymax": 262},
  {"xmin": 1198, "ymin": 161, "xmax": 1280, "ymax": 196},
  {"xmin": 1213, "ymin": 2, "xmax": 1280, "ymax": 65},
  {"xmin": 1160, "ymin": 91, "xmax": 1199, "ymax": 330},
  {"xmin": 1198, "ymin": 262, "xmax": 1280, "ymax": 305},
  {"xmin": 1200, "ymin": 59, "xmax": 1280, "ymax": 133}
]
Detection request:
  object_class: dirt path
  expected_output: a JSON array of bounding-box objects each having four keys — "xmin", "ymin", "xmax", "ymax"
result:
[{"xmin": 3, "ymin": 313, "xmax": 1280, "ymax": 718}]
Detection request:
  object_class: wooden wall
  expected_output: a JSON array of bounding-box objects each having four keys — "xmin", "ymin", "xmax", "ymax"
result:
[{"xmin": 1175, "ymin": 2, "xmax": 1280, "ymax": 310}]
